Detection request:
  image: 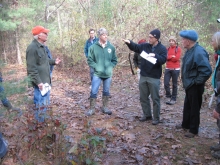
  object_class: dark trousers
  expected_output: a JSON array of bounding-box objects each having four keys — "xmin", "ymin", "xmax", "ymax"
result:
[
  {"xmin": 164, "ymin": 69, "xmax": 180, "ymax": 100},
  {"xmin": 139, "ymin": 76, "xmax": 160, "ymax": 120},
  {"xmin": 182, "ymin": 84, "xmax": 204, "ymax": 134}
]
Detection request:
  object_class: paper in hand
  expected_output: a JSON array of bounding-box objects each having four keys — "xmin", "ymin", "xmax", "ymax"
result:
[
  {"xmin": 40, "ymin": 83, "xmax": 51, "ymax": 96},
  {"xmin": 140, "ymin": 51, "xmax": 157, "ymax": 64}
]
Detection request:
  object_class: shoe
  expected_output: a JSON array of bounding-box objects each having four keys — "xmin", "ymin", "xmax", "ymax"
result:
[
  {"xmin": 165, "ymin": 97, "xmax": 171, "ymax": 104},
  {"xmin": 184, "ymin": 132, "xmax": 196, "ymax": 138},
  {"xmin": 152, "ymin": 120, "xmax": 159, "ymax": 125},
  {"xmin": 175, "ymin": 124, "xmax": 182, "ymax": 129},
  {"xmin": 85, "ymin": 109, "xmax": 95, "ymax": 116},
  {"xmin": 210, "ymin": 143, "xmax": 220, "ymax": 151},
  {"xmin": 212, "ymin": 150, "xmax": 220, "ymax": 159},
  {"xmin": 139, "ymin": 116, "xmax": 152, "ymax": 122},
  {"xmin": 166, "ymin": 99, "xmax": 176, "ymax": 105},
  {"xmin": 101, "ymin": 108, "xmax": 112, "ymax": 115}
]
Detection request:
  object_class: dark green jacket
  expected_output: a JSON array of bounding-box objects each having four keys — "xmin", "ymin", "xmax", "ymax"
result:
[
  {"xmin": 26, "ymin": 39, "xmax": 55, "ymax": 87},
  {"xmin": 87, "ymin": 41, "xmax": 117, "ymax": 78}
]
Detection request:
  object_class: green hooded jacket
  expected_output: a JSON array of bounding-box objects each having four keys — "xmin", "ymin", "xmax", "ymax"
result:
[{"xmin": 87, "ymin": 41, "xmax": 117, "ymax": 78}]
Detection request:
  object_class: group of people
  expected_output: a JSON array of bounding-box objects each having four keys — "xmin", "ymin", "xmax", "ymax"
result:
[
  {"xmin": 83, "ymin": 27, "xmax": 220, "ymax": 158},
  {"xmin": 0, "ymin": 25, "xmax": 218, "ymax": 159}
]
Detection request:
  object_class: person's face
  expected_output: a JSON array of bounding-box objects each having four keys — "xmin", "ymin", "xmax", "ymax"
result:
[
  {"xmin": 99, "ymin": 33, "xmax": 108, "ymax": 43},
  {"xmin": 38, "ymin": 32, "xmax": 48, "ymax": 43},
  {"xmin": 181, "ymin": 38, "xmax": 190, "ymax": 49},
  {"xmin": 211, "ymin": 38, "xmax": 218, "ymax": 51},
  {"xmin": 89, "ymin": 30, "xmax": 95, "ymax": 39},
  {"xmin": 148, "ymin": 34, "xmax": 158, "ymax": 45},
  {"xmin": 169, "ymin": 39, "xmax": 176, "ymax": 46}
]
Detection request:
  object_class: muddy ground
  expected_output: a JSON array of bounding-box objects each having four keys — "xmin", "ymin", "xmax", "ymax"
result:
[{"xmin": 0, "ymin": 63, "xmax": 220, "ymax": 165}]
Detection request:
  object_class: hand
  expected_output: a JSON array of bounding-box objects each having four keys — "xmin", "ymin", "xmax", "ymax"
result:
[
  {"xmin": 122, "ymin": 39, "xmax": 130, "ymax": 44},
  {"xmin": 55, "ymin": 58, "xmax": 61, "ymax": 64},
  {"xmin": 172, "ymin": 55, "xmax": 175, "ymax": 58},
  {"xmin": 38, "ymin": 83, "xmax": 44, "ymax": 91},
  {"xmin": 213, "ymin": 109, "xmax": 220, "ymax": 119},
  {"xmin": 148, "ymin": 53, "xmax": 155, "ymax": 57}
]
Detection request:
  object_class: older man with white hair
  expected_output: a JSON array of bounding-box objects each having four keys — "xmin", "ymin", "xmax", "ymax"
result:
[
  {"xmin": 86, "ymin": 28, "xmax": 118, "ymax": 116},
  {"xmin": 176, "ymin": 30, "xmax": 212, "ymax": 138},
  {"xmin": 26, "ymin": 25, "xmax": 61, "ymax": 122}
]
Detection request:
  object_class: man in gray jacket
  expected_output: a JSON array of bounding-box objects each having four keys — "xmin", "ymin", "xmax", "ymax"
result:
[{"xmin": 176, "ymin": 30, "xmax": 212, "ymax": 138}]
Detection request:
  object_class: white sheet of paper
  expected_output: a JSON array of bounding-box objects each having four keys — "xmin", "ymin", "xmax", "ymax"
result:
[
  {"xmin": 40, "ymin": 83, "xmax": 51, "ymax": 96},
  {"xmin": 140, "ymin": 51, "xmax": 157, "ymax": 64}
]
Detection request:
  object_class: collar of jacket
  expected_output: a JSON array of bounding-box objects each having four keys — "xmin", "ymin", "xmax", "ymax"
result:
[{"xmin": 33, "ymin": 39, "xmax": 44, "ymax": 48}]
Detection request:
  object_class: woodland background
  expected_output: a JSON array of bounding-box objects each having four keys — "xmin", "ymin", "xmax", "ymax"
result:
[
  {"xmin": 0, "ymin": 0, "xmax": 220, "ymax": 66},
  {"xmin": 1, "ymin": 0, "xmax": 220, "ymax": 165}
]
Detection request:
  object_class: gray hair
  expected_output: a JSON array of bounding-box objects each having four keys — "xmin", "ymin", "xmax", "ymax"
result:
[
  {"xmin": 212, "ymin": 32, "xmax": 220, "ymax": 50},
  {"xmin": 97, "ymin": 28, "xmax": 108, "ymax": 37},
  {"xmin": 33, "ymin": 35, "xmax": 39, "ymax": 40}
]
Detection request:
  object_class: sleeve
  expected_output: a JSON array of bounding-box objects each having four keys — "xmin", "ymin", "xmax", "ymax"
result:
[
  {"xmin": 26, "ymin": 48, "xmax": 42, "ymax": 86},
  {"xmin": 171, "ymin": 47, "xmax": 182, "ymax": 62},
  {"xmin": 111, "ymin": 47, "xmax": 118, "ymax": 67},
  {"xmin": 154, "ymin": 46, "xmax": 167, "ymax": 65},
  {"xmin": 133, "ymin": 53, "xmax": 138, "ymax": 68},
  {"xmin": 126, "ymin": 40, "xmax": 143, "ymax": 54},
  {"xmin": 87, "ymin": 46, "xmax": 97, "ymax": 69},
  {"xmin": 84, "ymin": 40, "xmax": 88, "ymax": 57},
  {"xmin": 195, "ymin": 51, "xmax": 212, "ymax": 84}
]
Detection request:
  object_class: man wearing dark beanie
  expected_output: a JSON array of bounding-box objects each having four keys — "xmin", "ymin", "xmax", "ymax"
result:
[
  {"xmin": 123, "ymin": 29, "xmax": 167, "ymax": 125},
  {"xmin": 176, "ymin": 30, "xmax": 212, "ymax": 138}
]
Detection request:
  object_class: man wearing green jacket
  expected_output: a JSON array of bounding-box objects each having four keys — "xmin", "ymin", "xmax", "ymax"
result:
[
  {"xmin": 86, "ymin": 28, "xmax": 118, "ymax": 116},
  {"xmin": 26, "ymin": 25, "xmax": 61, "ymax": 122}
]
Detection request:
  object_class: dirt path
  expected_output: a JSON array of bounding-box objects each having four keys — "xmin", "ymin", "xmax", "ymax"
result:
[{"xmin": 1, "ymin": 64, "xmax": 220, "ymax": 165}]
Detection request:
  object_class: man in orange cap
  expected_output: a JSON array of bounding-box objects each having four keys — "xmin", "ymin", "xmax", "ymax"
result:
[{"xmin": 26, "ymin": 25, "xmax": 61, "ymax": 122}]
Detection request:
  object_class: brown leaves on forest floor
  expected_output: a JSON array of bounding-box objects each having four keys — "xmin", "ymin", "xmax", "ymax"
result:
[{"xmin": 0, "ymin": 63, "xmax": 220, "ymax": 164}]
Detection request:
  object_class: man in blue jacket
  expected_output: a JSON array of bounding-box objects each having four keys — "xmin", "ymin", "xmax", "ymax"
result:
[
  {"xmin": 176, "ymin": 30, "xmax": 212, "ymax": 138},
  {"xmin": 84, "ymin": 29, "xmax": 99, "ymax": 84},
  {"xmin": 123, "ymin": 29, "xmax": 167, "ymax": 125}
]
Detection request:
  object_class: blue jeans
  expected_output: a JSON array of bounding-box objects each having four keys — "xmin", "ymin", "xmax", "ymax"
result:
[
  {"xmin": 90, "ymin": 75, "xmax": 112, "ymax": 98},
  {"xmin": 33, "ymin": 86, "xmax": 50, "ymax": 122},
  {"xmin": 90, "ymin": 67, "xmax": 94, "ymax": 82}
]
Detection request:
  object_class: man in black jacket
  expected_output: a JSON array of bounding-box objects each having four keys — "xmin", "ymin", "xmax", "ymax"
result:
[{"xmin": 123, "ymin": 29, "xmax": 167, "ymax": 125}]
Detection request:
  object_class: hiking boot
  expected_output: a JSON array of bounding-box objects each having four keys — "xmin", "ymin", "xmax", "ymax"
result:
[
  {"xmin": 101, "ymin": 96, "xmax": 112, "ymax": 115},
  {"xmin": 165, "ymin": 97, "xmax": 171, "ymax": 104},
  {"xmin": 85, "ymin": 98, "xmax": 96, "ymax": 116},
  {"xmin": 210, "ymin": 143, "xmax": 220, "ymax": 151},
  {"xmin": 184, "ymin": 132, "xmax": 196, "ymax": 138},
  {"xmin": 152, "ymin": 120, "xmax": 159, "ymax": 125},
  {"xmin": 167, "ymin": 99, "xmax": 176, "ymax": 105},
  {"xmin": 139, "ymin": 116, "xmax": 152, "ymax": 122},
  {"xmin": 175, "ymin": 124, "xmax": 183, "ymax": 129},
  {"xmin": 212, "ymin": 150, "xmax": 220, "ymax": 159}
]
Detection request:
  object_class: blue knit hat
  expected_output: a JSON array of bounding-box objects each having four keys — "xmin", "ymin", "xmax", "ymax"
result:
[{"xmin": 179, "ymin": 30, "xmax": 198, "ymax": 41}]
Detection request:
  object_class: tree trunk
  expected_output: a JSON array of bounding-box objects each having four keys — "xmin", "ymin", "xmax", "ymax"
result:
[
  {"xmin": 15, "ymin": 28, "xmax": 22, "ymax": 65},
  {"xmin": 0, "ymin": 32, "xmax": 7, "ymax": 63},
  {"xmin": 57, "ymin": 9, "xmax": 63, "ymax": 47}
]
